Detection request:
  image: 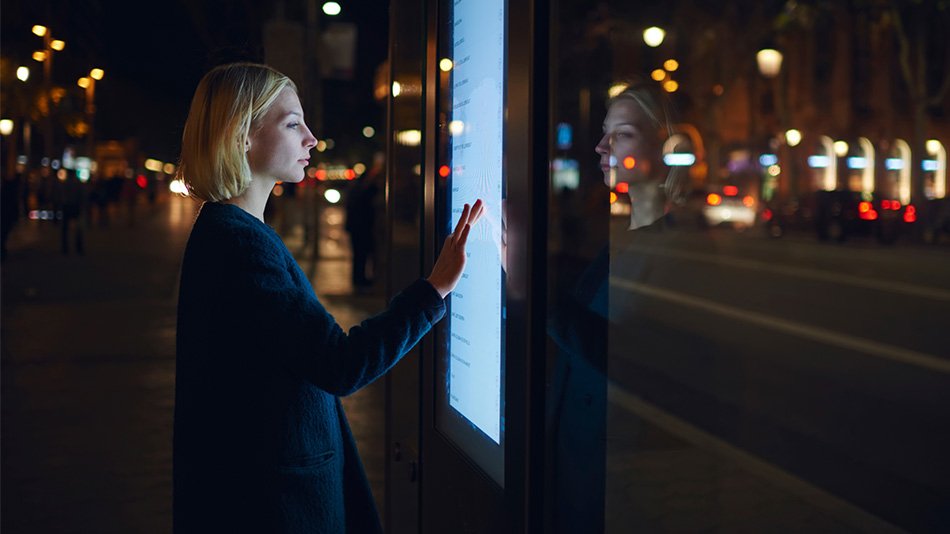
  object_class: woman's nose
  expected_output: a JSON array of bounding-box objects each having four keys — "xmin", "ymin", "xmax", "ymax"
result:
[
  {"xmin": 303, "ymin": 128, "xmax": 317, "ymax": 149},
  {"xmin": 595, "ymin": 134, "xmax": 610, "ymax": 155}
]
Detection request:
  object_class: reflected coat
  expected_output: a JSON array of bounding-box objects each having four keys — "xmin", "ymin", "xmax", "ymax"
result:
[{"xmin": 174, "ymin": 202, "xmax": 445, "ymax": 533}]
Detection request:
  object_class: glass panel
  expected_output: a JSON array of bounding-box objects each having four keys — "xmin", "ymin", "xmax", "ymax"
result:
[{"xmin": 546, "ymin": 2, "xmax": 950, "ymax": 532}]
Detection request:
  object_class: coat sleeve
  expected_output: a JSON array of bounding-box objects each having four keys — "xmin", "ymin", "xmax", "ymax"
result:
[{"xmin": 223, "ymin": 226, "xmax": 445, "ymax": 396}]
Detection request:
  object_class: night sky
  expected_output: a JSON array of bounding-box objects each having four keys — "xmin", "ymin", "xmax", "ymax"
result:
[{"xmin": 1, "ymin": 0, "xmax": 389, "ymax": 164}]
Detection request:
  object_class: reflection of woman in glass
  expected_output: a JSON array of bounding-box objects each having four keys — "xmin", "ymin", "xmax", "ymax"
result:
[
  {"xmin": 548, "ymin": 79, "xmax": 684, "ymax": 532},
  {"xmin": 597, "ymin": 82, "xmax": 686, "ymax": 230}
]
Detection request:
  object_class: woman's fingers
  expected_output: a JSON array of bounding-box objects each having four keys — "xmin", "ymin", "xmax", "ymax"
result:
[
  {"xmin": 469, "ymin": 199, "xmax": 485, "ymax": 226},
  {"xmin": 454, "ymin": 203, "xmax": 471, "ymax": 237},
  {"xmin": 449, "ymin": 199, "xmax": 485, "ymax": 248},
  {"xmin": 457, "ymin": 222, "xmax": 472, "ymax": 248}
]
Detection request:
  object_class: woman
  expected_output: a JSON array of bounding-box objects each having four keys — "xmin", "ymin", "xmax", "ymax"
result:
[{"xmin": 174, "ymin": 63, "xmax": 483, "ymax": 533}]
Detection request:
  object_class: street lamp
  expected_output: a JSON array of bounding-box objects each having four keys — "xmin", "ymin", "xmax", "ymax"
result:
[
  {"xmin": 756, "ymin": 48, "xmax": 783, "ymax": 79},
  {"xmin": 757, "ymin": 47, "xmax": 790, "ymax": 197},
  {"xmin": 17, "ymin": 66, "xmax": 30, "ymax": 82},
  {"xmin": 643, "ymin": 26, "xmax": 665, "ymax": 48},
  {"xmin": 32, "ymin": 24, "xmax": 65, "ymax": 162},
  {"xmin": 78, "ymin": 68, "xmax": 104, "ymax": 159}
]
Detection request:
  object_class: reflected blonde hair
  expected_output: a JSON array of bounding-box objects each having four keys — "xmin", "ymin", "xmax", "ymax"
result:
[{"xmin": 178, "ymin": 63, "xmax": 296, "ymax": 202}]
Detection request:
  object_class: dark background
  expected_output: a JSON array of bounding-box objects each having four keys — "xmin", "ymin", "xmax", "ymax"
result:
[{"xmin": 0, "ymin": 0, "xmax": 389, "ymax": 163}]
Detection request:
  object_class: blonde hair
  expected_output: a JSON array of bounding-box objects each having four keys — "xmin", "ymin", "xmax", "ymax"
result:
[{"xmin": 177, "ymin": 63, "xmax": 297, "ymax": 202}]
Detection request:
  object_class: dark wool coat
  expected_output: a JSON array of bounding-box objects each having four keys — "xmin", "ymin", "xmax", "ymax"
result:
[{"xmin": 174, "ymin": 202, "xmax": 445, "ymax": 533}]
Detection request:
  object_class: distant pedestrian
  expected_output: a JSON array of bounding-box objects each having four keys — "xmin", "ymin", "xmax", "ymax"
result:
[
  {"xmin": 54, "ymin": 170, "xmax": 87, "ymax": 255},
  {"xmin": 1, "ymin": 165, "xmax": 24, "ymax": 261},
  {"xmin": 344, "ymin": 168, "xmax": 380, "ymax": 289},
  {"xmin": 173, "ymin": 62, "xmax": 484, "ymax": 533}
]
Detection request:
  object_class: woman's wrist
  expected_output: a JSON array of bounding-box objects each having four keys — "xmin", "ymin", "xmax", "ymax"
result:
[{"xmin": 425, "ymin": 277, "xmax": 450, "ymax": 299}]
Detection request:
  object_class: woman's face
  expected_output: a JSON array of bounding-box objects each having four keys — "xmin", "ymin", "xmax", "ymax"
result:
[
  {"xmin": 595, "ymin": 97, "xmax": 662, "ymax": 186},
  {"xmin": 246, "ymin": 87, "xmax": 318, "ymax": 183}
]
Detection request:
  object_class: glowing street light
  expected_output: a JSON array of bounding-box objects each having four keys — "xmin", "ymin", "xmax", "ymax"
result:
[
  {"xmin": 0, "ymin": 119, "xmax": 14, "ymax": 136},
  {"xmin": 785, "ymin": 129, "xmax": 802, "ymax": 147},
  {"xmin": 392, "ymin": 81, "xmax": 402, "ymax": 97},
  {"xmin": 362, "ymin": 126, "xmax": 375, "ymax": 138},
  {"xmin": 439, "ymin": 58, "xmax": 454, "ymax": 72},
  {"xmin": 77, "ymin": 77, "xmax": 90, "ymax": 89},
  {"xmin": 643, "ymin": 26, "xmax": 665, "ymax": 48},
  {"xmin": 663, "ymin": 59, "xmax": 679, "ymax": 72},
  {"xmin": 50, "ymin": 39, "xmax": 65, "ymax": 51},
  {"xmin": 32, "ymin": 51, "xmax": 47, "ymax": 62},
  {"xmin": 32, "ymin": 25, "xmax": 47, "ymax": 37},
  {"xmin": 90, "ymin": 68, "xmax": 104, "ymax": 80},
  {"xmin": 833, "ymin": 140, "xmax": 849, "ymax": 157},
  {"xmin": 16, "ymin": 66, "xmax": 30, "ymax": 82},
  {"xmin": 322, "ymin": 2, "xmax": 341, "ymax": 16},
  {"xmin": 756, "ymin": 48, "xmax": 783, "ymax": 79}
]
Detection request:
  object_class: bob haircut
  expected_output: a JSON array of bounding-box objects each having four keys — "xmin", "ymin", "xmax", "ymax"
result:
[
  {"xmin": 607, "ymin": 79, "xmax": 690, "ymax": 205},
  {"xmin": 178, "ymin": 63, "xmax": 297, "ymax": 202}
]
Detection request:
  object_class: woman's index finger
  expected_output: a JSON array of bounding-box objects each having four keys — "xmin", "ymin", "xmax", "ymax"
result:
[{"xmin": 454, "ymin": 203, "xmax": 470, "ymax": 236}]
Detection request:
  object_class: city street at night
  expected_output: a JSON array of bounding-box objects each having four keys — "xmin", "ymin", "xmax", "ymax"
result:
[
  {"xmin": 1, "ymin": 194, "xmax": 195, "ymax": 532},
  {"xmin": 605, "ymin": 221, "xmax": 950, "ymax": 532},
  {"xmin": 3, "ymin": 0, "xmax": 950, "ymax": 531}
]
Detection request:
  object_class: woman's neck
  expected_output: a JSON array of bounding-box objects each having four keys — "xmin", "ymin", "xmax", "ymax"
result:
[
  {"xmin": 224, "ymin": 177, "xmax": 274, "ymax": 223},
  {"xmin": 627, "ymin": 180, "xmax": 666, "ymax": 230}
]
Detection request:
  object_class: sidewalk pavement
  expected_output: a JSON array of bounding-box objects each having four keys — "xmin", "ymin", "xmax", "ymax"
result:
[{"xmin": 1, "ymin": 195, "xmax": 385, "ymax": 533}]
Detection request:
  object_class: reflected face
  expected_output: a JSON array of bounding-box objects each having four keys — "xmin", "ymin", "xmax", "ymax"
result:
[
  {"xmin": 595, "ymin": 97, "xmax": 662, "ymax": 186},
  {"xmin": 246, "ymin": 87, "xmax": 318, "ymax": 183}
]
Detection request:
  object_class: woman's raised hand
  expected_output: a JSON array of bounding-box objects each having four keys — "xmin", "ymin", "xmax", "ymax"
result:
[{"xmin": 426, "ymin": 199, "xmax": 485, "ymax": 298}]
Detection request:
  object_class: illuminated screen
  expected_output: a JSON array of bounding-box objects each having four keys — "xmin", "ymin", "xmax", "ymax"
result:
[{"xmin": 445, "ymin": 0, "xmax": 506, "ymax": 445}]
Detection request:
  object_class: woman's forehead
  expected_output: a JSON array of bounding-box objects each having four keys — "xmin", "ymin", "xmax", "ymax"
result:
[
  {"xmin": 269, "ymin": 88, "xmax": 303, "ymax": 115},
  {"xmin": 604, "ymin": 99, "xmax": 647, "ymax": 126}
]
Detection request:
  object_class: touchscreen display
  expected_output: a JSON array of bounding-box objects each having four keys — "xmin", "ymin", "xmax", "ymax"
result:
[{"xmin": 446, "ymin": 0, "xmax": 506, "ymax": 444}]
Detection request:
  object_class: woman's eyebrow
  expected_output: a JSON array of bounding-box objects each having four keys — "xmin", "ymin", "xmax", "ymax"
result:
[{"xmin": 604, "ymin": 122, "xmax": 637, "ymax": 129}]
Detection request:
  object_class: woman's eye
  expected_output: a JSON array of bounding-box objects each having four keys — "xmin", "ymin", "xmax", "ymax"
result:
[{"xmin": 288, "ymin": 122, "xmax": 300, "ymax": 129}]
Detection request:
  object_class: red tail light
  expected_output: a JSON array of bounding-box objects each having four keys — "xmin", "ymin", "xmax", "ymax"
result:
[
  {"xmin": 616, "ymin": 182, "xmax": 629, "ymax": 194},
  {"xmin": 882, "ymin": 200, "xmax": 892, "ymax": 210},
  {"xmin": 742, "ymin": 195, "xmax": 755, "ymax": 207},
  {"xmin": 762, "ymin": 208, "xmax": 773, "ymax": 221},
  {"xmin": 707, "ymin": 193, "xmax": 722, "ymax": 206},
  {"xmin": 723, "ymin": 185, "xmax": 738, "ymax": 196},
  {"xmin": 904, "ymin": 204, "xmax": 917, "ymax": 223},
  {"xmin": 859, "ymin": 203, "xmax": 878, "ymax": 221}
]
